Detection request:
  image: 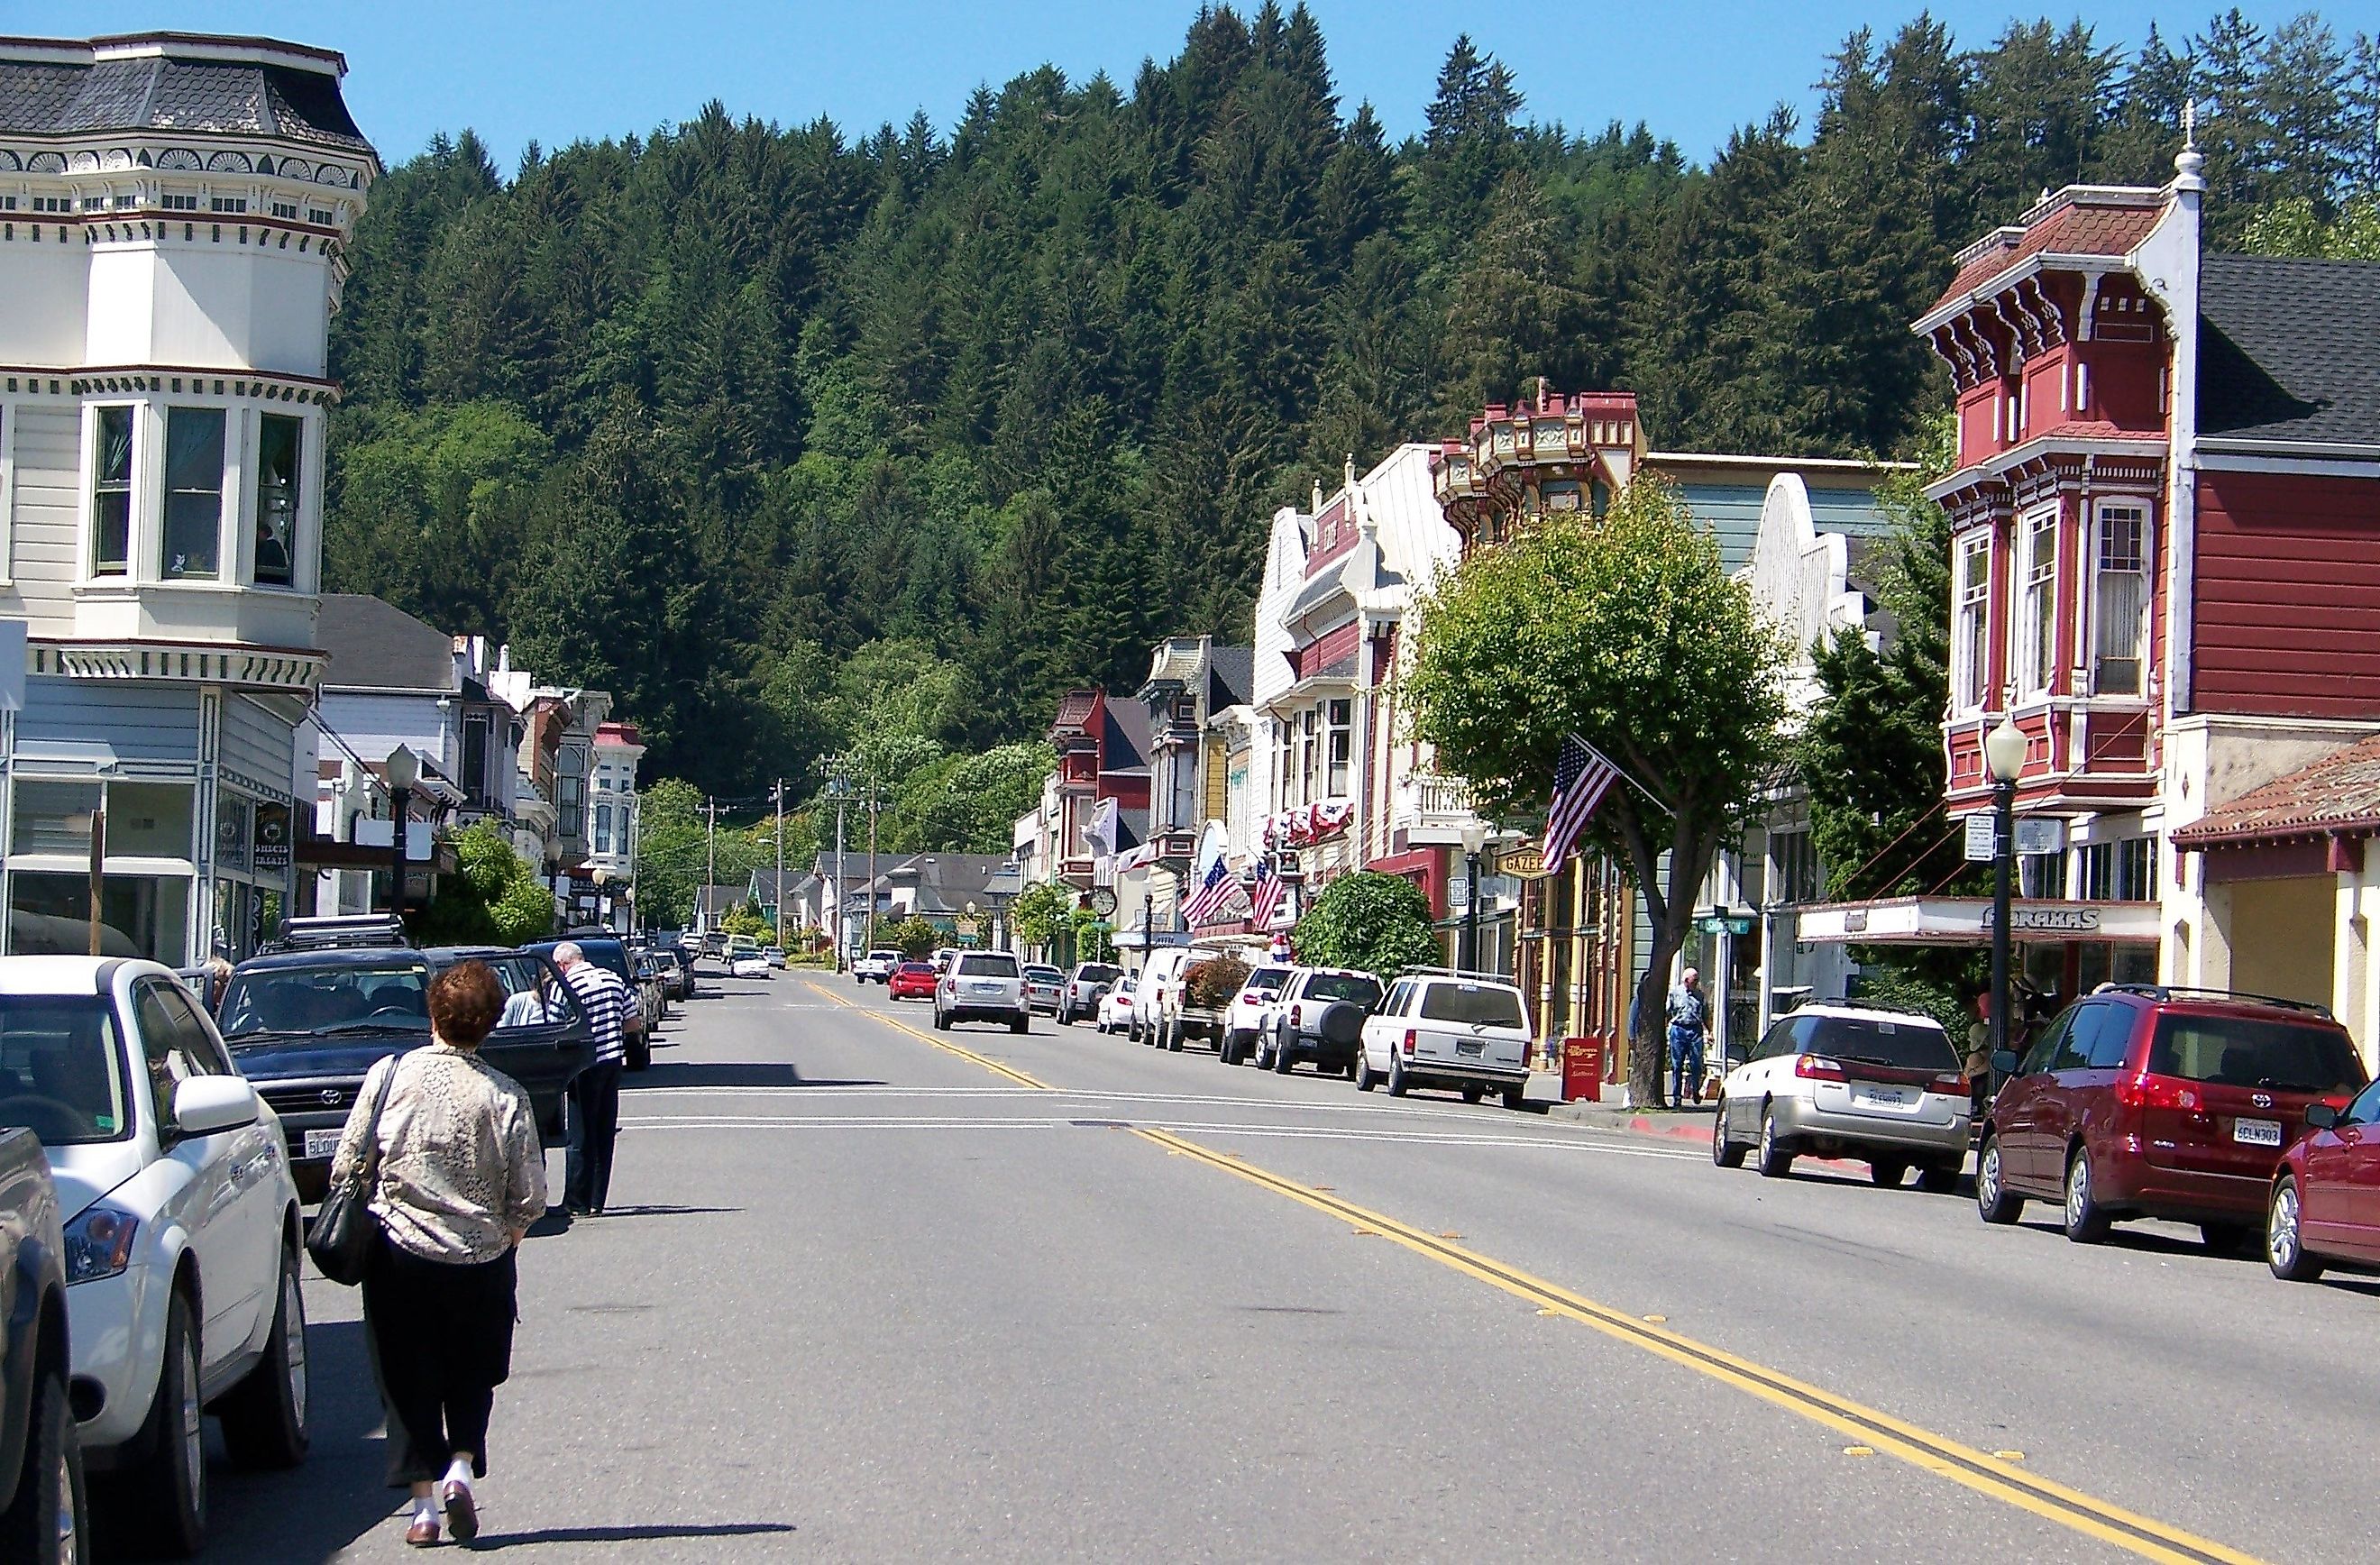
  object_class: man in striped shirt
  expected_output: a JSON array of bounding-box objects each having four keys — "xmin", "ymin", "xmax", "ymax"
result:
[{"xmin": 556, "ymin": 942, "xmax": 634, "ymax": 1216}]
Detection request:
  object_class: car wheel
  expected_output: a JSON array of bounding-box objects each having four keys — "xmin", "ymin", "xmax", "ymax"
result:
[
  {"xmin": 934, "ymin": 1007, "xmax": 950, "ymax": 1031},
  {"xmin": 1272, "ymin": 1033, "xmax": 1295, "ymax": 1075},
  {"xmin": 1917, "ymin": 1164, "xmax": 1961, "ymax": 1194},
  {"xmin": 2267, "ymin": 1176, "xmax": 2326, "ymax": 1282},
  {"xmin": 1387, "ymin": 1053, "xmax": 1409, "ymax": 1098},
  {"xmin": 119, "ymin": 1288, "xmax": 205, "ymax": 1557},
  {"xmin": 1011, "ymin": 1011, "xmax": 1030, "ymax": 1035},
  {"xmin": 1352, "ymin": 1048, "xmax": 1377, "ymax": 1092},
  {"xmin": 1711, "ymin": 1099, "xmax": 1746, "ymax": 1168},
  {"xmin": 1869, "ymin": 1159, "xmax": 1909, "ymax": 1189},
  {"xmin": 2062, "ymin": 1147, "xmax": 2110, "ymax": 1242},
  {"xmin": 1501, "ymin": 1083, "xmax": 1528, "ymax": 1112},
  {"xmin": 0, "ymin": 1365, "xmax": 85, "ymax": 1565},
  {"xmin": 1755, "ymin": 1103, "xmax": 1794, "ymax": 1178},
  {"xmin": 1460, "ymin": 1084, "xmax": 1485, "ymax": 1105},
  {"xmin": 218, "ymin": 1246, "xmax": 310, "ymax": 1469},
  {"xmin": 1166, "ymin": 1020, "xmax": 1184, "ymax": 1053},
  {"xmin": 1975, "ymin": 1134, "xmax": 2023, "ymax": 1224}
]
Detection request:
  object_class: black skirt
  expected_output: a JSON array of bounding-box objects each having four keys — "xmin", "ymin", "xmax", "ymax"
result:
[{"xmin": 362, "ymin": 1229, "xmax": 520, "ymax": 1480}]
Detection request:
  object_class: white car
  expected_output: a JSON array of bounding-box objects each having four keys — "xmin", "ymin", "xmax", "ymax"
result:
[
  {"xmin": 0, "ymin": 956, "xmax": 309, "ymax": 1556},
  {"xmin": 732, "ymin": 952, "xmax": 771, "ymax": 979},
  {"xmin": 1711, "ymin": 1002, "xmax": 1970, "ymax": 1187},
  {"xmin": 935, "ymin": 952, "xmax": 1029, "ymax": 1033},
  {"xmin": 1220, "ymin": 965, "xmax": 1293, "ymax": 1065},
  {"xmin": 854, "ymin": 949, "xmax": 902, "ymax": 984},
  {"xmin": 1096, "ymin": 975, "xmax": 1138, "ymax": 1033},
  {"xmin": 1357, "ymin": 969, "xmax": 1533, "ymax": 1106}
]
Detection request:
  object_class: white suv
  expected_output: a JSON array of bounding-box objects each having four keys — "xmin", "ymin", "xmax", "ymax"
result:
[
  {"xmin": 0, "ymin": 957, "xmax": 310, "ymax": 1556},
  {"xmin": 1358, "ymin": 969, "xmax": 1533, "ymax": 1107},
  {"xmin": 1713, "ymin": 1002, "xmax": 1970, "ymax": 1187},
  {"xmin": 935, "ymin": 951, "xmax": 1030, "ymax": 1032}
]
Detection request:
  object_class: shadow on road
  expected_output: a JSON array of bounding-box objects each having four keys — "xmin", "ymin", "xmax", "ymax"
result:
[
  {"xmin": 631, "ymin": 1060, "xmax": 883, "ymax": 1090},
  {"xmin": 185, "ymin": 1318, "xmax": 396, "ymax": 1563},
  {"xmin": 572, "ymin": 1203, "xmax": 744, "ymax": 1219},
  {"xmin": 470, "ymin": 1522, "xmax": 797, "ymax": 1550}
]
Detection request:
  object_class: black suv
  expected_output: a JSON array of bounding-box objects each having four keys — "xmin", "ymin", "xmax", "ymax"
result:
[{"xmin": 217, "ymin": 944, "xmax": 596, "ymax": 1198}]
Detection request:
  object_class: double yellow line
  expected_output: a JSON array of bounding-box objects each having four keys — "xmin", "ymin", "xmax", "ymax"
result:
[{"xmin": 806, "ymin": 981, "xmax": 2263, "ymax": 1564}]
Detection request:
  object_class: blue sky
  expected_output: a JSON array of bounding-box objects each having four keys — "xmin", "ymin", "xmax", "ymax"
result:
[{"xmin": 38, "ymin": 2, "xmax": 2361, "ymax": 170}]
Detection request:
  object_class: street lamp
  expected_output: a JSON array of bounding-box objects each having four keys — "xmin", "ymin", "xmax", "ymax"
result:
[
  {"xmin": 964, "ymin": 899, "xmax": 979, "ymax": 949},
  {"xmin": 1459, "ymin": 819, "xmax": 1488, "ymax": 974},
  {"xmin": 1983, "ymin": 715, "xmax": 2028, "ymax": 1073},
  {"xmin": 383, "ymin": 745, "xmax": 420, "ymax": 916}
]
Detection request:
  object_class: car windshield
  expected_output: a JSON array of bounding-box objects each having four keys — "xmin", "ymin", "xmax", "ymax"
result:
[
  {"xmin": 2147, "ymin": 1014, "xmax": 2366, "ymax": 1093},
  {"xmin": 1804, "ymin": 1015, "xmax": 1956, "ymax": 1070},
  {"xmin": 0, "ymin": 995, "xmax": 133, "ymax": 1145},
  {"xmin": 957, "ymin": 954, "xmax": 1019, "ymax": 977},
  {"xmin": 218, "ymin": 961, "xmax": 432, "ymax": 1040},
  {"xmin": 1304, "ymin": 974, "xmax": 1383, "ymax": 1006},
  {"xmin": 1418, "ymin": 983, "xmax": 1528, "ymax": 1029}
]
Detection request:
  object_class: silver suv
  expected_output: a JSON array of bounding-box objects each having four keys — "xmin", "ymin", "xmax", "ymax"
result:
[
  {"xmin": 1712, "ymin": 1001, "xmax": 1970, "ymax": 1188},
  {"xmin": 1358, "ymin": 969, "xmax": 1533, "ymax": 1106},
  {"xmin": 935, "ymin": 951, "xmax": 1029, "ymax": 1033}
]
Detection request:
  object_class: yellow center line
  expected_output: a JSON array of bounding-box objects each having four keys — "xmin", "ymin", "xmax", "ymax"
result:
[{"xmin": 807, "ymin": 978, "xmax": 2263, "ymax": 1565}]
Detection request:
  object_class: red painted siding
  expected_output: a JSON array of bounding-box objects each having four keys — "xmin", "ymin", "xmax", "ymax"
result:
[
  {"xmin": 1308, "ymin": 495, "xmax": 1357, "ymax": 572},
  {"xmin": 2195, "ymin": 471, "xmax": 2380, "ymax": 718},
  {"xmin": 1294, "ymin": 619, "xmax": 1361, "ymax": 681}
]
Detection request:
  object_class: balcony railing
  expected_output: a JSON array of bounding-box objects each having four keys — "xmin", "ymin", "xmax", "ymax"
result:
[{"xmin": 1392, "ymin": 772, "xmax": 1486, "ymax": 846}]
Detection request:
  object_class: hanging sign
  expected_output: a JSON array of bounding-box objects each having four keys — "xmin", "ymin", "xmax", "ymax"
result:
[{"xmin": 252, "ymin": 802, "xmax": 292, "ymax": 874}]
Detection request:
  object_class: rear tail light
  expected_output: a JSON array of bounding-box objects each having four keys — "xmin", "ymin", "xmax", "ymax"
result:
[
  {"xmin": 1794, "ymin": 1054, "xmax": 1846, "ymax": 1083},
  {"xmin": 1930, "ymin": 1073, "xmax": 1969, "ymax": 1097},
  {"xmin": 1402, "ymin": 1029, "xmax": 1417, "ymax": 1058},
  {"xmin": 2114, "ymin": 1072, "xmax": 2202, "ymax": 1112}
]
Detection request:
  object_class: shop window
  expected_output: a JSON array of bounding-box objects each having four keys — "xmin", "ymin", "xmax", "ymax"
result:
[
  {"xmin": 2092, "ymin": 502, "xmax": 2147, "ymax": 696},
  {"xmin": 91, "ymin": 406, "xmax": 133, "ymax": 576},
  {"xmin": 2016, "ymin": 508, "xmax": 2057, "ymax": 697},
  {"xmin": 1325, "ymin": 699, "xmax": 1352, "ymax": 798},
  {"xmin": 8, "ymin": 871, "xmax": 188, "ymax": 965},
  {"xmin": 12, "ymin": 780, "xmax": 102, "ymax": 857},
  {"xmin": 106, "ymin": 782, "xmax": 195, "ymax": 858},
  {"xmin": 253, "ymin": 414, "xmax": 301, "ymax": 587},
  {"xmin": 2079, "ymin": 836, "xmax": 2155, "ymax": 901},
  {"xmin": 1954, "ymin": 534, "xmax": 1990, "ymax": 709},
  {"xmin": 161, "ymin": 407, "xmax": 225, "ymax": 579}
]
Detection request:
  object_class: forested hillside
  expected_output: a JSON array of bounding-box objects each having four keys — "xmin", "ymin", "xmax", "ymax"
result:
[{"xmin": 325, "ymin": 4, "xmax": 2379, "ymax": 805}]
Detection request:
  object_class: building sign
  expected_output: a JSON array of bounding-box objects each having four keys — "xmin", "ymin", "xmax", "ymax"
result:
[
  {"xmin": 1982, "ymin": 903, "xmax": 2101, "ymax": 933},
  {"xmin": 1497, "ymin": 846, "xmax": 1554, "ymax": 880},
  {"xmin": 252, "ymin": 802, "xmax": 292, "ymax": 874},
  {"xmin": 215, "ymin": 796, "xmax": 253, "ymax": 874},
  {"xmin": 1794, "ymin": 896, "xmax": 2156, "ymax": 945}
]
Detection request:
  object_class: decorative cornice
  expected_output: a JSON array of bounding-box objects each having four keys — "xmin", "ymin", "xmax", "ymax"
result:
[
  {"xmin": 30, "ymin": 636, "xmax": 324, "ymax": 692},
  {"xmin": 1, "ymin": 366, "xmax": 338, "ymax": 404}
]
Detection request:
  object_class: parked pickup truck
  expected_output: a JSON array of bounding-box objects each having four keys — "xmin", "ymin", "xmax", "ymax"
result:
[
  {"xmin": 1155, "ymin": 956, "xmax": 1251, "ymax": 1056},
  {"xmin": 0, "ymin": 1126, "xmax": 82, "ymax": 1560}
]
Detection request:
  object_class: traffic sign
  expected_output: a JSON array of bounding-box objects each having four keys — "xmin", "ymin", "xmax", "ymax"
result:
[{"xmin": 1963, "ymin": 814, "xmax": 1999, "ymax": 862}]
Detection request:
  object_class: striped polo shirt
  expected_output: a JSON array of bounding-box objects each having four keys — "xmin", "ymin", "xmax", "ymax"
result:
[{"xmin": 563, "ymin": 960, "xmax": 635, "ymax": 1066}]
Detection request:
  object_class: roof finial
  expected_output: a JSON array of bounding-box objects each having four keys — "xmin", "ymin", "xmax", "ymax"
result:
[
  {"xmin": 2182, "ymin": 97, "xmax": 2197, "ymax": 152},
  {"xmin": 1535, "ymin": 374, "xmax": 1549, "ymax": 410},
  {"xmin": 1344, "ymin": 453, "xmax": 1357, "ymax": 490},
  {"xmin": 2174, "ymin": 99, "xmax": 2206, "ymax": 191}
]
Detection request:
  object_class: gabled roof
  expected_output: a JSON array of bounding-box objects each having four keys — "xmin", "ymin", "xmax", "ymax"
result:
[
  {"xmin": 2199, "ymin": 254, "xmax": 2380, "ymax": 447},
  {"xmin": 1207, "ymin": 646, "xmax": 1254, "ymax": 710},
  {"xmin": 2171, "ymin": 733, "xmax": 2380, "ymax": 849},
  {"xmin": 316, "ymin": 595, "xmax": 455, "ymax": 692}
]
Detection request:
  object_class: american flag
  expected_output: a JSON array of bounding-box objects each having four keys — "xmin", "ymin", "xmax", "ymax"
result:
[
  {"xmin": 1249, "ymin": 857, "xmax": 1286, "ymax": 928},
  {"xmin": 1543, "ymin": 733, "xmax": 1620, "ymax": 873},
  {"xmin": 1182, "ymin": 858, "xmax": 1236, "ymax": 927}
]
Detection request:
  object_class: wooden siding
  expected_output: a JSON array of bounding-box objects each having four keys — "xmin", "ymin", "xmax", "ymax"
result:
[
  {"xmin": 7, "ymin": 403, "xmax": 81, "ymax": 618},
  {"xmin": 2194, "ymin": 471, "xmax": 2380, "ymax": 718},
  {"xmin": 13, "ymin": 675, "xmax": 199, "ymax": 767},
  {"xmin": 1293, "ymin": 619, "xmax": 1360, "ymax": 681},
  {"xmin": 222, "ymin": 692, "xmax": 300, "ymax": 803}
]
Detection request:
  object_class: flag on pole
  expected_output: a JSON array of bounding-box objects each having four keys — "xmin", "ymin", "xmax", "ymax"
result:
[
  {"xmin": 1249, "ymin": 857, "xmax": 1286, "ymax": 929},
  {"xmin": 1543, "ymin": 733, "xmax": 1620, "ymax": 873},
  {"xmin": 1182, "ymin": 857, "xmax": 1234, "ymax": 927}
]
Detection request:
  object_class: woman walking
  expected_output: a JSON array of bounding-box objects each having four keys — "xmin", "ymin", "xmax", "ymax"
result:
[{"xmin": 330, "ymin": 960, "xmax": 547, "ymax": 1547}]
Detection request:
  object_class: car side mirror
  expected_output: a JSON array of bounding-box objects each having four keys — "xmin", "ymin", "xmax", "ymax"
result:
[
  {"xmin": 2305, "ymin": 1103, "xmax": 2340, "ymax": 1130},
  {"xmin": 172, "ymin": 1075, "xmax": 260, "ymax": 1137},
  {"xmin": 1991, "ymin": 1049, "xmax": 2021, "ymax": 1075}
]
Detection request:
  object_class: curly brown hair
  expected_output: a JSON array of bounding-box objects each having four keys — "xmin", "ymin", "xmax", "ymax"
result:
[{"xmin": 428, "ymin": 959, "xmax": 506, "ymax": 1049}]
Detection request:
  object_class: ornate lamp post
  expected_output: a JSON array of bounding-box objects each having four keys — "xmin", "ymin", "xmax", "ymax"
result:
[
  {"xmin": 383, "ymin": 745, "xmax": 420, "ymax": 916},
  {"xmin": 1983, "ymin": 716, "xmax": 2029, "ymax": 1070},
  {"xmin": 1459, "ymin": 819, "xmax": 1488, "ymax": 973}
]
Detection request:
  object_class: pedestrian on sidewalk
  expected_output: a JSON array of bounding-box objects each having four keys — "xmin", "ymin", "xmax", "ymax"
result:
[
  {"xmin": 1666, "ymin": 968, "xmax": 1711, "ymax": 1109},
  {"xmin": 331, "ymin": 959, "xmax": 545, "ymax": 1548},
  {"xmin": 555, "ymin": 940, "xmax": 632, "ymax": 1216}
]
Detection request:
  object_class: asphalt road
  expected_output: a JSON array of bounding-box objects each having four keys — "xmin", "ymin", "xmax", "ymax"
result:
[{"xmin": 178, "ymin": 966, "xmax": 2380, "ymax": 1562}]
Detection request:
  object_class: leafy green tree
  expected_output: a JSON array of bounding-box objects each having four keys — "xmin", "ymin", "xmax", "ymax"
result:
[
  {"xmin": 1069, "ymin": 908, "xmax": 1117, "ymax": 966},
  {"xmin": 409, "ymin": 820, "xmax": 554, "ymax": 947},
  {"xmin": 1012, "ymin": 881, "xmax": 1077, "ymax": 955},
  {"xmin": 1292, "ymin": 871, "xmax": 1442, "ymax": 980},
  {"xmin": 2243, "ymin": 193, "xmax": 2380, "ymax": 258},
  {"xmin": 881, "ymin": 915, "xmax": 940, "ymax": 961},
  {"xmin": 1404, "ymin": 480, "xmax": 1787, "ymax": 1104},
  {"xmin": 720, "ymin": 901, "xmax": 772, "ymax": 942}
]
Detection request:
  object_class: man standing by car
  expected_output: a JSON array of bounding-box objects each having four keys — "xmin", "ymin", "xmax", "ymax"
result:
[
  {"xmin": 1666, "ymin": 967, "xmax": 1711, "ymax": 1109},
  {"xmin": 555, "ymin": 942, "xmax": 631, "ymax": 1216}
]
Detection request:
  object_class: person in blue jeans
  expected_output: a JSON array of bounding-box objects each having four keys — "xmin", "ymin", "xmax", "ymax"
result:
[{"xmin": 1666, "ymin": 968, "xmax": 1710, "ymax": 1108}]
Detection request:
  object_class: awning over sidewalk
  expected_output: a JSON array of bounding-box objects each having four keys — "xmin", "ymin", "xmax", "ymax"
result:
[{"xmin": 1794, "ymin": 896, "xmax": 2159, "ymax": 945}]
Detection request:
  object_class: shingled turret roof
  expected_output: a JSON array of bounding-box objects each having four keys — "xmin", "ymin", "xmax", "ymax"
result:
[{"xmin": 0, "ymin": 33, "xmax": 374, "ymax": 158}]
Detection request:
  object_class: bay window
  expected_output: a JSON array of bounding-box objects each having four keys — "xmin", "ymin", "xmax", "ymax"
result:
[
  {"xmin": 161, "ymin": 407, "xmax": 225, "ymax": 579},
  {"xmin": 1954, "ymin": 534, "xmax": 1990, "ymax": 709},
  {"xmin": 2016, "ymin": 508, "xmax": 2057, "ymax": 696},
  {"xmin": 91, "ymin": 406, "xmax": 133, "ymax": 576},
  {"xmin": 253, "ymin": 414, "xmax": 301, "ymax": 587},
  {"xmin": 2092, "ymin": 502, "xmax": 2148, "ymax": 697}
]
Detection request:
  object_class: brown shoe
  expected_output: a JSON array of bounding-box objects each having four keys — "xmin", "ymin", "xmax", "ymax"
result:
[
  {"xmin": 406, "ymin": 1513, "xmax": 441, "ymax": 1547},
  {"xmin": 444, "ymin": 1478, "xmax": 480, "ymax": 1543}
]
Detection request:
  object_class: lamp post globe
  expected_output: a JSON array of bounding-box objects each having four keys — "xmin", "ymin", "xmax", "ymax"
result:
[{"xmin": 382, "ymin": 746, "xmax": 420, "ymax": 916}]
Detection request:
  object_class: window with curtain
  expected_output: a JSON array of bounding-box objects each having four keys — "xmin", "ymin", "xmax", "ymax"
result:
[
  {"xmin": 161, "ymin": 407, "xmax": 225, "ymax": 579},
  {"xmin": 1954, "ymin": 535, "xmax": 1990, "ymax": 709},
  {"xmin": 92, "ymin": 406, "xmax": 133, "ymax": 575},
  {"xmin": 2018, "ymin": 510, "xmax": 2058, "ymax": 695},
  {"xmin": 2093, "ymin": 503, "xmax": 2147, "ymax": 696},
  {"xmin": 253, "ymin": 414, "xmax": 300, "ymax": 587}
]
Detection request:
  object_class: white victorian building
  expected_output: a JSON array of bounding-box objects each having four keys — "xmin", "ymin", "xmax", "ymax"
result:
[{"xmin": 0, "ymin": 32, "xmax": 376, "ymax": 962}]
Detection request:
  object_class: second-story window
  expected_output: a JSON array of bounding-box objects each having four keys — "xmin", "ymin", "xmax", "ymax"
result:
[
  {"xmin": 1298, "ymin": 709, "xmax": 1319, "ymax": 805},
  {"xmin": 2016, "ymin": 508, "xmax": 2058, "ymax": 697},
  {"xmin": 1273, "ymin": 722, "xmax": 1292, "ymax": 813},
  {"xmin": 2092, "ymin": 502, "xmax": 2148, "ymax": 697},
  {"xmin": 594, "ymin": 803, "xmax": 614, "ymax": 855},
  {"xmin": 1953, "ymin": 534, "xmax": 1990, "ymax": 709},
  {"xmin": 161, "ymin": 407, "xmax": 224, "ymax": 579},
  {"xmin": 91, "ymin": 406, "xmax": 134, "ymax": 576},
  {"xmin": 253, "ymin": 414, "xmax": 301, "ymax": 587},
  {"xmin": 1324, "ymin": 699, "xmax": 1352, "ymax": 797},
  {"xmin": 462, "ymin": 714, "xmax": 490, "ymax": 805}
]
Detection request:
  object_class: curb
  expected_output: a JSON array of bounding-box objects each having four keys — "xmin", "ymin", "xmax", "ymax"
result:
[{"xmin": 1542, "ymin": 1100, "xmax": 1715, "ymax": 1145}]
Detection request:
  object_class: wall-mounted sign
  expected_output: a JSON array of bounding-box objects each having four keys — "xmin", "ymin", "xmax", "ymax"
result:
[
  {"xmin": 216, "ymin": 797, "xmax": 253, "ymax": 874},
  {"xmin": 252, "ymin": 802, "xmax": 291, "ymax": 874},
  {"xmin": 1963, "ymin": 814, "xmax": 1999, "ymax": 862},
  {"xmin": 1497, "ymin": 847, "xmax": 1553, "ymax": 880}
]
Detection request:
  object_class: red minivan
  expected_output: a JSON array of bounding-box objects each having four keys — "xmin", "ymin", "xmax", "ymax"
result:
[{"xmin": 1976, "ymin": 985, "xmax": 2366, "ymax": 1250}]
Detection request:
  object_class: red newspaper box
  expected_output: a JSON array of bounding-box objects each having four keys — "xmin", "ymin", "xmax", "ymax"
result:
[{"xmin": 1561, "ymin": 1034, "xmax": 1605, "ymax": 1103}]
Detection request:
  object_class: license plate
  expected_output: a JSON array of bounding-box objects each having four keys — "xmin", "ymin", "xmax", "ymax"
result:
[
  {"xmin": 1457, "ymin": 1039, "xmax": 1485, "ymax": 1057},
  {"xmin": 971, "ymin": 982, "xmax": 1002, "ymax": 994},
  {"xmin": 302, "ymin": 1130, "xmax": 343, "ymax": 1161},
  {"xmin": 2233, "ymin": 1118, "xmax": 2283, "ymax": 1147},
  {"xmin": 1854, "ymin": 1086, "xmax": 1913, "ymax": 1109}
]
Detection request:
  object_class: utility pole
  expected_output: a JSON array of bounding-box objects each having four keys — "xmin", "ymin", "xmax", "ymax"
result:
[
  {"xmin": 772, "ymin": 778, "xmax": 786, "ymax": 951},
  {"xmin": 704, "ymin": 795, "xmax": 719, "ymax": 938},
  {"xmin": 864, "ymin": 773, "xmax": 882, "ymax": 956},
  {"xmin": 831, "ymin": 772, "xmax": 850, "ymax": 972}
]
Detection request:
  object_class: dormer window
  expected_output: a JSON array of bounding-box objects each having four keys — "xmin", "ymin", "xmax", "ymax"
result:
[
  {"xmin": 91, "ymin": 406, "xmax": 134, "ymax": 576},
  {"xmin": 161, "ymin": 407, "xmax": 224, "ymax": 579}
]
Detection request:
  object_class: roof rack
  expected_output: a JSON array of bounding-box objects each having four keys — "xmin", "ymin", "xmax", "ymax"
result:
[
  {"xmin": 265, "ymin": 913, "xmax": 410, "ymax": 953},
  {"xmin": 2095, "ymin": 983, "xmax": 2333, "ymax": 1019},
  {"xmin": 1396, "ymin": 966, "xmax": 1519, "ymax": 984}
]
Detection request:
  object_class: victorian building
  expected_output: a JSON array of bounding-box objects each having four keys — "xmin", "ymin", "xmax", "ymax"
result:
[{"xmin": 0, "ymin": 32, "xmax": 376, "ymax": 961}]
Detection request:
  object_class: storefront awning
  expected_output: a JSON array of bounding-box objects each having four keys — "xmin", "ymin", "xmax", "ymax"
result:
[{"xmin": 1793, "ymin": 896, "xmax": 2160, "ymax": 945}]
